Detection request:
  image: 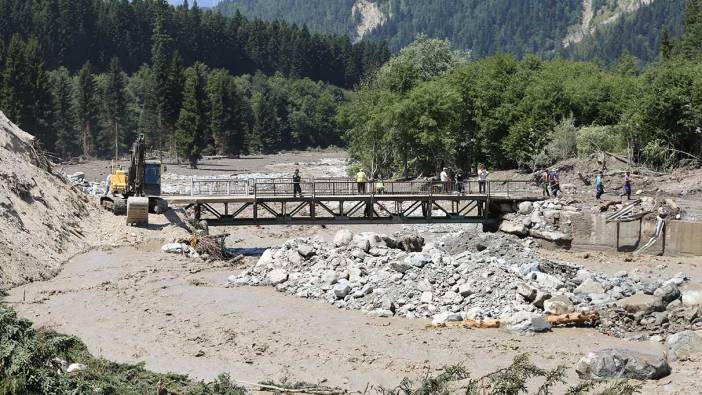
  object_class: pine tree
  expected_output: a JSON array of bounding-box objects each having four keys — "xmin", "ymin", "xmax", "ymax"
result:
[
  {"xmin": 251, "ymin": 89, "xmax": 281, "ymax": 154},
  {"xmin": 164, "ymin": 51, "xmax": 185, "ymax": 155},
  {"xmin": 75, "ymin": 61, "xmax": 99, "ymax": 157},
  {"xmin": 208, "ymin": 69, "xmax": 245, "ymax": 156},
  {"xmin": 661, "ymin": 27, "xmax": 672, "ymax": 60},
  {"xmin": 151, "ymin": 0, "xmax": 175, "ymax": 153},
  {"xmin": 51, "ymin": 67, "xmax": 76, "ymax": 159},
  {"xmin": 175, "ymin": 62, "xmax": 208, "ymax": 168},
  {"xmin": 23, "ymin": 37, "xmax": 54, "ymax": 149},
  {"xmin": 1, "ymin": 34, "xmax": 26, "ymax": 125},
  {"xmin": 102, "ymin": 57, "xmax": 128, "ymax": 159}
]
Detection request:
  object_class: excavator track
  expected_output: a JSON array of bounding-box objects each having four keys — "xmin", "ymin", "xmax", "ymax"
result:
[{"xmin": 126, "ymin": 197, "xmax": 149, "ymax": 226}]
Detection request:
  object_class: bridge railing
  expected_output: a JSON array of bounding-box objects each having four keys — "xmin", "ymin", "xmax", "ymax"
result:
[
  {"xmin": 183, "ymin": 178, "xmax": 541, "ymax": 198},
  {"xmin": 190, "ymin": 179, "xmax": 250, "ymax": 196}
]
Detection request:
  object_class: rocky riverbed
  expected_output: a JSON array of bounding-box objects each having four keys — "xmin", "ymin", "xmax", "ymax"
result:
[{"xmin": 229, "ymin": 228, "xmax": 701, "ymax": 338}]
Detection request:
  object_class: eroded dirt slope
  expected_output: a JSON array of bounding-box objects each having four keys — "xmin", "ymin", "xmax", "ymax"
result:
[{"xmin": 0, "ymin": 112, "xmax": 98, "ymax": 288}]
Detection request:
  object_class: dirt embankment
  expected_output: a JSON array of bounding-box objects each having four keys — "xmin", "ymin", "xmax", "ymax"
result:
[{"xmin": 0, "ymin": 112, "xmax": 101, "ymax": 289}]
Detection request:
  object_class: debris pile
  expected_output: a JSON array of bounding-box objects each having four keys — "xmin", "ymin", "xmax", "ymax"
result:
[{"xmin": 229, "ymin": 229, "xmax": 696, "ymax": 335}]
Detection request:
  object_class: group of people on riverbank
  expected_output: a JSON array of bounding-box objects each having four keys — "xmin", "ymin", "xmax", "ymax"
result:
[{"xmin": 595, "ymin": 170, "xmax": 633, "ymax": 200}]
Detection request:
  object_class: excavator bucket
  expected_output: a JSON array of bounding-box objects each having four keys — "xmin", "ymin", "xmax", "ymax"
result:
[{"xmin": 126, "ymin": 196, "xmax": 149, "ymax": 226}]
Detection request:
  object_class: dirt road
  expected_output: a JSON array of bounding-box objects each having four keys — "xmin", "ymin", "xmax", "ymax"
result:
[{"xmin": 7, "ymin": 244, "xmax": 700, "ymax": 393}]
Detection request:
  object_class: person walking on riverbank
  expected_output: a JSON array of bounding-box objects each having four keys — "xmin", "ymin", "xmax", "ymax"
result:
[
  {"xmin": 356, "ymin": 169, "xmax": 368, "ymax": 194},
  {"xmin": 541, "ymin": 169, "xmax": 550, "ymax": 197},
  {"xmin": 478, "ymin": 165, "xmax": 489, "ymax": 194},
  {"xmin": 292, "ymin": 169, "xmax": 302, "ymax": 197},
  {"xmin": 595, "ymin": 171, "xmax": 605, "ymax": 200},
  {"xmin": 549, "ymin": 168, "xmax": 561, "ymax": 197},
  {"xmin": 621, "ymin": 171, "xmax": 632, "ymax": 200}
]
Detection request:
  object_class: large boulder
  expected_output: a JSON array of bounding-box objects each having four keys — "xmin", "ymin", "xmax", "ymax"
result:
[
  {"xmin": 682, "ymin": 287, "xmax": 702, "ymax": 307},
  {"xmin": 297, "ymin": 244, "xmax": 315, "ymax": 258},
  {"xmin": 616, "ymin": 293, "xmax": 665, "ymax": 314},
  {"xmin": 575, "ymin": 349, "xmax": 671, "ymax": 380},
  {"xmin": 431, "ymin": 312, "xmax": 463, "ymax": 326},
  {"xmin": 532, "ymin": 272, "xmax": 564, "ymax": 290},
  {"xmin": 254, "ymin": 248, "xmax": 276, "ymax": 273},
  {"xmin": 499, "ymin": 221, "xmax": 528, "ymax": 236},
  {"xmin": 528, "ymin": 228, "xmax": 572, "ymax": 242},
  {"xmin": 506, "ymin": 311, "xmax": 551, "ymax": 333},
  {"xmin": 333, "ymin": 229, "xmax": 354, "ymax": 247},
  {"xmin": 333, "ymin": 281, "xmax": 351, "ymax": 299},
  {"xmin": 654, "ymin": 283, "xmax": 681, "ymax": 305},
  {"xmin": 574, "ymin": 278, "xmax": 605, "ymax": 295},
  {"xmin": 666, "ymin": 331, "xmax": 702, "ymax": 362},
  {"xmin": 544, "ymin": 295, "xmax": 575, "ymax": 315},
  {"xmin": 266, "ymin": 269, "xmax": 288, "ymax": 285},
  {"xmin": 516, "ymin": 282, "xmax": 537, "ymax": 301},
  {"xmin": 518, "ymin": 201, "xmax": 533, "ymax": 215}
]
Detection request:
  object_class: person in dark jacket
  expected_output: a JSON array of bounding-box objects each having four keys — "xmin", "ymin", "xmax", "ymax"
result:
[{"xmin": 292, "ymin": 169, "xmax": 302, "ymax": 197}]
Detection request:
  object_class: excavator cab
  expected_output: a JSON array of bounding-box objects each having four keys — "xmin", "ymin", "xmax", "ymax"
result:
[{"xmin": 100, "ymin": 134, "xmax": 168, "ymax": 226}]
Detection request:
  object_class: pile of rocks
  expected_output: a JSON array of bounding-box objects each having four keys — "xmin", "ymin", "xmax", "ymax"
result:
[
  {"xmin": 499, "ymin": 198, "xmax": 579, "ymax": 243},
  {"xmin": 229, "ymin": 229, "xmax": 696, "ymax": 335},
  {"xmin": 599, "ymin": 282, "xmax": 702, "ymax": 338}
]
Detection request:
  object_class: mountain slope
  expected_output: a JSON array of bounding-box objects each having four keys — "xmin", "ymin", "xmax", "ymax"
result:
[{"xmin": 216, "ymin": 0, "xmax": 686, "ymax": 63}]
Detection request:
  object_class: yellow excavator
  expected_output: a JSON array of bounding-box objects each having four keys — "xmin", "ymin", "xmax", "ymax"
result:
[{"xmin": 100, "ymin": 134, "xmax": 168, "ymax": 226}]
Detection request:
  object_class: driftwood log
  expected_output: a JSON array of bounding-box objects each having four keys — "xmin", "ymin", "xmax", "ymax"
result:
[{"xmin": 430, "ymin": 311, "xmax": 599, "ymax": 329}]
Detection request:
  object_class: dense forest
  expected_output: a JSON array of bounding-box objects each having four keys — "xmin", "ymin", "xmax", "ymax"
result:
[
  {"xmin": 0, "ymin": 0, "xmax": 388, "ymax": 87},
  {"xmin": 217, "ymin": 0, "xmax": 686, "ymax": 65},
  {"xmin": 0, "ymin": 0, "xmax": 387, "ymax": 166},
  {"xmin": 567, "ymin": 0, "xmax": 686, "ymax": 65},
  {"xmin": 340, "ymin": 0, "xmax": 702, "ymax": 177}
]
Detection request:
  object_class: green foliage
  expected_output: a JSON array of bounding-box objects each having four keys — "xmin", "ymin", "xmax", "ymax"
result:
[
  {"xmin": 50, "ymin": 67, "xmax": 77, "ymax": 159},
  {"xmin": 0, "ymin": 0, "xmax": 386, "ymax": 89},
  {"xmin": 576, "ymin": 126, "xmax": 626, "ymax": 158},
  {"xmin": 75, "ymin": 62, "xmax": 99, "ymax": 157},
  {"xmin": 0, "ymin": 303, "xmax": 246, "ymax": 394},
  {"xmin": 544, "ymin": 116, "xmax": 578, "ymax": 164},
  {"xmin": 377, "ymin": 354, "xmax": 641, "ymax": 395},
  {"xmin": 218, "ymin": 0, "xmax": 685, "ymax": 65},
  {"xmin": 101, "ymin": 57, "xmax": 129, "ymax": 158},
  {"xmin": 208, "ymin": 69, "xmax": 246, "ymax": 156},
  {"xmin": 346, "ymin": 17, "xmax": 702, "ymax": 175},
  {"xmin": 375, "ymin": 35, "xmax": 462, "ymax": 94},
  {"xmin": 176, "ymin": 62, "xmax": 209, "ymax": 168}
]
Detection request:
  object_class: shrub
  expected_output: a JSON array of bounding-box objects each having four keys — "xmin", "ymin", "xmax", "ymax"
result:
[{"xmin": 576, "ymin": 125, "xmax": 626, "ymax": 157}]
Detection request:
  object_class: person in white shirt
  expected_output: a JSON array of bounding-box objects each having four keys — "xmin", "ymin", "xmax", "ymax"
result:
[
  {"xmin": 440, "ymin": 167, "xmax": 450, "ymax": 192},
  {"xmin": 478, "ymin": 165, "xmax": 489, "ymax": 193}
]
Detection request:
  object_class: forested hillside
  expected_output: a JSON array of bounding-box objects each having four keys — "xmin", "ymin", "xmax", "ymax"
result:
[
  {"xmin": 340, "ymin": 0, "xmax": 702, "ymax": 176},
  {"xmin": 217, "ymin": 0, "xmax": 686, "ymax": 64},
  {"xmin": 0, "ymin": 0, "xmax": 388, "ymax": 166}
]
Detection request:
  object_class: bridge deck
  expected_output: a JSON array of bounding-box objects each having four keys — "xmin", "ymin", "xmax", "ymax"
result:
[{"xmin": 162, "ymin": 179, "xmax": 544, "ymax": 226}]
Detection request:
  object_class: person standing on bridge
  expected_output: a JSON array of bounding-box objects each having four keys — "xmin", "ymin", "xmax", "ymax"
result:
[
  {"xmin": 356, "ymin": 169, "xmax": 368, "ymax": 194},
  {"xmin": 478, "ymin": 165, "xmax": 489, "ymax": 194},
  {"xmin": 440, "ymin": 167, "xmax": 450, "ymax": 192},
  {"xmin": 292, "ymin": 169, "xmax": 302, "ymax": 197}
]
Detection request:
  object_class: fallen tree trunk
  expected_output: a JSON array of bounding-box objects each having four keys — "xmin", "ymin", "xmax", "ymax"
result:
[
  {"xmin": 546, "ymin": 311, "xmax": 599, "ymax": 327},
  {"xmin": 430, "ymin": 311, "xmax": 599, "ymax": 329}
]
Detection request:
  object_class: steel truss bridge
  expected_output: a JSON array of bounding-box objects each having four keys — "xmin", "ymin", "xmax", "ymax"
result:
[{"xmin": 163, "ymin": 178, "xmax": 544, "ymax": 226}]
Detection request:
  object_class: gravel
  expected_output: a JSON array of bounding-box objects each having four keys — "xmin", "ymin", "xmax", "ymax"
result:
[{"xmin": 229, "ymin": 228, "xmax": 697, "ymax": 337}]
